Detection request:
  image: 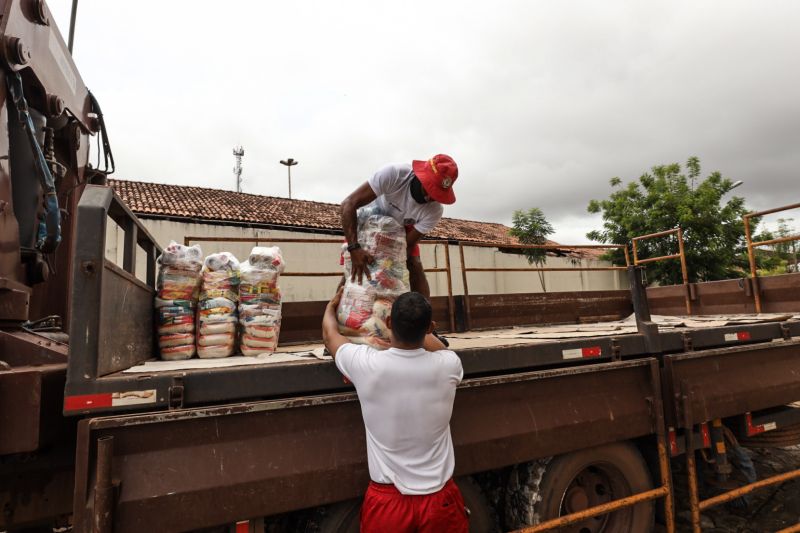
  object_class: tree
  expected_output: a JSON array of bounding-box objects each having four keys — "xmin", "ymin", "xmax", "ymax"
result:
[
  {"xmin": 509, "ymin": 208, "xmax": 555, "ymax": 291},
  {"xmin": 757, "ymin": 218, "xmax": 798, "ymax": 275},
  {"xmin": 586, "ymin": 157, "xmax": 755, "ymax": 285}
]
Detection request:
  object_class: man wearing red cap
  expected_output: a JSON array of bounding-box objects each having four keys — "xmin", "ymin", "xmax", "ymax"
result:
[{"xmin": 341, "ymin": 154, "xmax": 459, "ymax": 298}]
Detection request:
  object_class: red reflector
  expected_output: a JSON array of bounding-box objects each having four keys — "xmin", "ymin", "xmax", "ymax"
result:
[
  {"xmin": 737, "ymin": 331, "xmax": 751, "ymax": 341},
  {"xmin": 745, "ymin": 412, "xmax": 765, "ymax": 436},
  {"xmin": 668, "ymin": 428, "xmax": 679, "ymax": 456},
  {"xmin": 235, "ymin": 521, "xmax": 249, "ymax": 533},
  {"xmin": 64, "ymin": 393, "xmax": 113, "ymax": 411},
  {"xmin": 582, "ymin": 346, "xmax": 602, "ymax": 358},
  {"xmin": 700, "ymin": 423, "xmax": 711, "ymax": 448}
]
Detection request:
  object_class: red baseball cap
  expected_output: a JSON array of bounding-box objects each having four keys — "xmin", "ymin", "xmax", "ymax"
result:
[{"xmin": 412, "ymin": 154, "xmax": 458, "ymax": 205}]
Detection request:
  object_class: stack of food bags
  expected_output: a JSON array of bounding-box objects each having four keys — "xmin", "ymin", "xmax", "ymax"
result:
[
  {"xmin": 155, "ymin": 241, "xmax": 203, "ymax": 360},
  {"xmin": 238, "ymin": 246, "xmax": 285, "ymax": 356},
  {"xmin": 197, "ymin": 252, "xmax": 240, "ymax": 358},
  {"xmin": 338, "ymin": 207, "xmax": 410, "ymax": 348}
]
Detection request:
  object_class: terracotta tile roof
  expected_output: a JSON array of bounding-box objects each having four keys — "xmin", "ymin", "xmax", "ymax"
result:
[{"xmin": 109, "ymin": 178, "xmax": 600, "ymax": 256}]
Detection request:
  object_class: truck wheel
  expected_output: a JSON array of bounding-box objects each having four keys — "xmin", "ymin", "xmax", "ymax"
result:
[
  {"xmin": 456, "ymin": 475, "xmax": 497, "ymax": 533},
  {"xmin": 308, "ymin": 499, "xmax": 361, "ymax": 533},
  {"xmin": 505, "ymin": 442, "xmax": 654, "ymax": 533}
]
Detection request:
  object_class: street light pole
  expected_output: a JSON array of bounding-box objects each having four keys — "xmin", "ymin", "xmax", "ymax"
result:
[{"xmin": 280, "ymin": 158, "xmax": 298, "ymax": 199}]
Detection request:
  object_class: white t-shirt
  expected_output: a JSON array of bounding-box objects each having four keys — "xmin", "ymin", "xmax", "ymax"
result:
[
  {"xmin": 335, "ymin": 343, "xmax": 464, "ymax": 495},
  {"xmin": 368, "ymin": 163, "xmax": 444, "ymax": 234}
]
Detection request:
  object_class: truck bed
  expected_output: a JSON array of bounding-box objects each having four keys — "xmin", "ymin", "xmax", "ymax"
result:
[{"xmin": 64, "ymin": 311, "xmax": 800, "ymax": 415}]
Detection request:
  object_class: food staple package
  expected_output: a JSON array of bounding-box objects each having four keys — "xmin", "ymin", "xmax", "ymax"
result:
[
  {"xmin": 197, "ymin": 252, "xmax": 240, "ymax": 358},
  {"xmin": 155, "ymin": 241, "xmax": 203, "ymax": 360},
  {"xmin": 338, "ymin": 207, "xmax": 410, "ymax": 348},
  {"xmin": 239, "ymin": 246, "xmax": 285, "ymax": 356}
]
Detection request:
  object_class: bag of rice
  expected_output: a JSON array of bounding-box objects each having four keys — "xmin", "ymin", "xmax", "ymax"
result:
[
  {"xmin": 155, "ymin": 242, "xmax": 203, "ymax": 360},
  {"xmin": 238, "ymin": 246, "xmax": 284, "ymax": 356},
  {"xmin": 197, "ymin": 253, "xmax": 240, "ymax": 358}
]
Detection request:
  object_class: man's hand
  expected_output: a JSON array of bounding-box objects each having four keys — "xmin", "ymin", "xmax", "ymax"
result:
[{"xmin": 350, "ymin": 247, "xmax": 375, "ymax": 284}]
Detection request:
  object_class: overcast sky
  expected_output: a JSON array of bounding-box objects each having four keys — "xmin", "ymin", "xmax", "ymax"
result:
[{"xmin": 50, "ymin": 1, "xmax": 800, "ymax": 243}]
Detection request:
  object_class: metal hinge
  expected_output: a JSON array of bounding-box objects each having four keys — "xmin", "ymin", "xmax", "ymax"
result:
[
  {"xmin": 682, "ymin": 332, "xmax": 693, "ymax": 351},
  {"xmin": 168, "ymin": 377, "xmax": 184, "ymax": 409},
  {"xmin": 610, "ymin": 338, "xmax": 621, "ymax": 361}
]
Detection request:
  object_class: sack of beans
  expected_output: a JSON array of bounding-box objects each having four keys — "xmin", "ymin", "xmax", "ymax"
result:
[
  {"xmin": 155, "ymin": 242, "xmax": 203, "ymax": 360},
  {"xmin": 197, "ymin": 253, "xmax": 240, "ymax": 358},
  {"xmin": 238, "ymin": 246, "xmax": 285, "ymax": 356}
]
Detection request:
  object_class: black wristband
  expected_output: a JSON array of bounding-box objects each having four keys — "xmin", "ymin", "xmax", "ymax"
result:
[{"xmin": 346, "ymin": 242, "xmax": 361, "ymax": 252}]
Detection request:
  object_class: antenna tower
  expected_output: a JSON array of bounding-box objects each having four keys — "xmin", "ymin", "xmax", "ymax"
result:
[{"xmin": 233, "ymin": 145, "xmax": 245, "ymax": 192}]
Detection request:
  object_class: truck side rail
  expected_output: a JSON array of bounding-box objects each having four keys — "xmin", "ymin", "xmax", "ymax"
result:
[
  {"xmin": 65, "ymin": 186, "xmax": 161, "ymax": 411},
  {"xmin": 72, "ymin": 358, "xmax": 672, "ymax": 533},
  {"xmin": 744, "ymin": 201, "xmax": 800, "ymax": 313},
  {"xmin": 632, "ymin": 227, "xmax": 691, "ymax": 314}
]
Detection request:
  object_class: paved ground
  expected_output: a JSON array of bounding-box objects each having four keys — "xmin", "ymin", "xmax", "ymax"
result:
[{"xmin": 671, "ymin": 445, "xmax": 800, "ymax": 532}]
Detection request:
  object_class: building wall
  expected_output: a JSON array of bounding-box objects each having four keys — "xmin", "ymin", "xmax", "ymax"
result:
[{"xmin": 106, "ymin": 217, "xmax": 626, "ymax": 302}]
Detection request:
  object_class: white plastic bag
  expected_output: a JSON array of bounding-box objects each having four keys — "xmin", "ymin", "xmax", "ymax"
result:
[
  {"xmin": 338, "ymin": 208, "xmax": 409, "ymax": 348},
  {"xmin": 197, "ymin": 253, "xmax": 240, "ymax": 358},
  {"xmin": 238, "ymin": 246, "xmax": 284, "ymax": 356},
  {"xmin": 155, "ymin": 242, "xmax": 203, "ymax": 361}
]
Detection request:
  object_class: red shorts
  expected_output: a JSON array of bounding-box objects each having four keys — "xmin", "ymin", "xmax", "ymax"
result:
[{"xmin": 360, "ymin": 479, "xmax": 468, "ymax": 533}]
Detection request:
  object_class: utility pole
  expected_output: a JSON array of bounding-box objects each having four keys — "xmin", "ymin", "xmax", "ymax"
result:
[
  {"xmin": 233, "ymin": 146, "xmax": 244, "ymax": 193},
  {"xmin": 280, "ymin": 158, "xmax": 298, "ymax": 199}
]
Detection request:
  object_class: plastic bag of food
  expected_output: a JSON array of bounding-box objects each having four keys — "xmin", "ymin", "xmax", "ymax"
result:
[
  {"xmin": 238, "ymin": 246, "xmax": 284, "ymax": 356},
  {"xmin": 200, "ymin": 252, "xmax": 241, "ymax": 302},
  {"xmin": 197, "ymin": 253, "xmax": 240, "ymax": 358},
  {"xmin": 156, "ymin": 242, "xmax": 203, "ymax": 300},
  {"xmin": 338, "ymin": 208, "xmax": 409, "ymax": 348},
  {"xmin": 155, "ymin": 242, "xmax": 202, "ymax": 361}
]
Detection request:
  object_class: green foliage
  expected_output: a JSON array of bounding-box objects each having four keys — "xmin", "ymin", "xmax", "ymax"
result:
[
  {"xmin": 586, "ymin": 157, "xmax": 755, "ymax": 285},
  {"xmin": 509, "ymin": 208, "xmax": 555, "ymax": 265},
  {"xmin": 509, "ymin": 208, "xmax": 555, "ymax": 292},
  {"xmin": 756, "ymin": 218, "xmax": 799, "ymax": 275}
]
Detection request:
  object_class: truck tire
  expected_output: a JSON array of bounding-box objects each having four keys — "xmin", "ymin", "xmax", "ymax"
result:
[
  {"xmin": 308, "ymin": 499, "xmax": 360, "ymax": 533},
  {"xmin": 455, "ymin": 475, "xmax": 497, "ymax": 532},
  {"xmin": 505, "ymin": 442, "xmax": 654, "ymax": 533}
]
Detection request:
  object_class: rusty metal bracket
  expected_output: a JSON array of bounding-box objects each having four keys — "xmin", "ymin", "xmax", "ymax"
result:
[
  {"xmin": 610, "ymin": 338, "xmax": 621, "ymax": 361},
  {"xmin": 781, "ymin": 323, "xmax": 792, "ymax": 341},
  {"xmin": 682, "ymin": 332, "xmax": 694, "ymax": 352},
  {"xmin": 168, "ymin": 377, "xmax": 184, "ymax": 410}
]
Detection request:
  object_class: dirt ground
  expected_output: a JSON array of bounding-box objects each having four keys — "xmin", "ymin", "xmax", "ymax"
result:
[{"xmin": 671, "ymin": 445, "xmax": 800, "ymax": 532}]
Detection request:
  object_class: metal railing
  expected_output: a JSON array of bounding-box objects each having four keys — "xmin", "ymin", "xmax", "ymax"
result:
[
  {"xmin": 183, "ymin": 235, "xmax": 457, "ymax": 332},
  {"xmin": 457, "ymin": 241, "xmax": 630, "ymax": 331},
  {"xmin": 743, "ymin": 202, "xmax": 800, "ymax": 313},
  {"xmin": 632, "ymin": 228, "xmax": 691, "ymax": 314}
]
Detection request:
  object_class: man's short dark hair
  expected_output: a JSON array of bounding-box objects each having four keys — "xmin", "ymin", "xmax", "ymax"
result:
[{"xmin": 391, "ymin": 292, "xmax": 432, "ymax": 344}]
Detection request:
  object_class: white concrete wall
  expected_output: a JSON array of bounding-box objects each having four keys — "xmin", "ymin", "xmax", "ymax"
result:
[{"xmin": 105, "ymin": 218, "xmax": 626, "ymax": 302}]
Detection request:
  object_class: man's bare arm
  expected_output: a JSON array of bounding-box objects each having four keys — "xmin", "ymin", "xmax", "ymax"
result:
[
  {"xmin": 341, "ymin": 182, "xmax": 378, "ymax": 284},
  {"xmin": 405, "ymin": 227, "xmax": 430, "ymax": 298},
  {"xmin": 322, "ymin": 288, "xmax": 349, "ymax": 359}
]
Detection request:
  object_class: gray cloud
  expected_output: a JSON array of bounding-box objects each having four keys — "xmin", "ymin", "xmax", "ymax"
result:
[{"xmin": 52, "ymin": 0, "xmax": 800, "ymax": 243}]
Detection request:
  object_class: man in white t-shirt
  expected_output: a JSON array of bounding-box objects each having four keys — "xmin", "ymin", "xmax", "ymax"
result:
[
  {"xmin": 341, "ymin": 154, "xmax": 459, "ymax": 299},
  {"xmin": 322, "ymin": 289, "xmax": 468, "ymax": 532}
]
